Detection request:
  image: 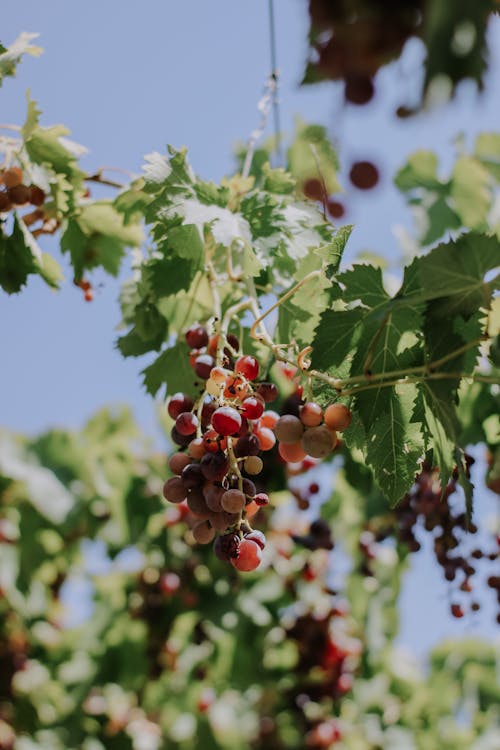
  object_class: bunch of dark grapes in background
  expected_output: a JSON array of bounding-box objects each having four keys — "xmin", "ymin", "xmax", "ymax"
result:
[
  {"xmin": 163, "ymin": 323, "xmax": 352, "ymax": 572},
  {"xmin": 362, "ymin": 459, "xmax": 500, "ymax": 622}
]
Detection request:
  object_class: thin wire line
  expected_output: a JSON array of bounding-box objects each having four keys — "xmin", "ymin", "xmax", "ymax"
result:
[{"xmin": 268, "ymin": 0, "xmax": 283, "ymax": 167}]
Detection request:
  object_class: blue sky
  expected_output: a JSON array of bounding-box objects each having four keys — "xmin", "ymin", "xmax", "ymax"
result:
[{"xmin": 1, "ymin": 2, "xmax": 499, "ymax": 654}]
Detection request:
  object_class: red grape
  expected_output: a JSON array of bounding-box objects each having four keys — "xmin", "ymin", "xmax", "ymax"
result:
[
  {"xmin": 241, "ymin": 396, "xmax": 264, "ymax": 420},
  {"xmin": 168, "ymin": 392, "xmax": 194, "ymax": 419},
  {"xmin": 231, "ymin": 539, "xmax": 262, "ymax": 571},
  {"xmin": 235, "ymin": 355, "xmax": 259, "ymax": 381},
  {"xmin": 211, "ymin": 406, "xmax": 242, "ymax": 436},
  {"xmin": 175, "ymin": 412, "xmax": 198, "ymax": 436},
  {"xmin": 185, "ymin": 324, "xmax": 209, "ymax": 349}
]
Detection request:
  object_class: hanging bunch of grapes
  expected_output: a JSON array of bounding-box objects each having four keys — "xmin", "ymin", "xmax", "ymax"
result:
[{"xmin": 163, "ymin": 322, "xmax": 353, "ymax": 573}]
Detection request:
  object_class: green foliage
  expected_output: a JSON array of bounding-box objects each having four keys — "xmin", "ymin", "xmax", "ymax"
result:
[{"xmin": 1, "ymin": 413, "xmax": 498, "ymax": 750}]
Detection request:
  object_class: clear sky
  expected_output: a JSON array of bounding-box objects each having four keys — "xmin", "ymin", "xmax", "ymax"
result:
[{"xmin": 1, "ymin": 2, "xmax": 499, "ymax": 655}]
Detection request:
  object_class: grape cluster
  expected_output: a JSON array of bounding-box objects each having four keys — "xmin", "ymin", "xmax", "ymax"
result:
[
  {"xmin": 369, "ymin": 460, "xmax": 500, "ymax": 621},
  {"xmin": 0, "ymin": 167, "xmax": 45, "ymax": 214},
  {"xmin": 163, "ymin": 324, "xmax": 351, "ymax": 572}
]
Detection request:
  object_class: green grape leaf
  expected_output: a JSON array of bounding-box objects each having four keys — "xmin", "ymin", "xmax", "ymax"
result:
[
  {"xmin": 61, "ymin": 202, "xmax": 143, "ymax": 277},
  {"xmin": 117, "ymin": 327, "xmax": 165, "ymax": 357},
  {"xmin": 364, "ymin": 388, "xmax": 423, "ymax": 506},
  {"xmin": 420, "ymin": 196, "xmax": 461, "ymax": 246},
  {"xmin": 0, "ymin": 216, "xmax": 37, "ymax": 293},
  {"xmin": 145, "ymin": 255, "xmax": 195, "ymax": 297},
  {"xmin": 141, "ymin": 340, "xmax": 199, "ymax": 398},
  {"xmin": 394, "ymin": 150, "xmax": 442, "ymax": 191},
  {"xmin": 450, "ymin": 156, "xmax": 491, "ymax": 229}
]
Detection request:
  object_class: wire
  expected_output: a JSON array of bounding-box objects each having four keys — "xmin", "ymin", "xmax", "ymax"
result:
[{"xmin": 268, "ymin": 0, "xmax": 283, "ymax": 167}]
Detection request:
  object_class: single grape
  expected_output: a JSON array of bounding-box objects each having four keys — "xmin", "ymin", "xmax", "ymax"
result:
[
  {"xmin": 168, "ymin": 392, "xmax": 194, "ymax": 419},
  {"xmin": 28, "ymin": 184, "xmax": 45, "ymax": 206},
  {"xmin": 84, "ymin": 290, "xmax": 94, "ymax": 302},
  {"xmin": 188, "ymin": 437, "xmax": 205, "ymax": 459},
  {"xmin": 181, "ymin": 463, "xmax": 205, "ymax": 489},
  {"xmin": 260, "ymin": 410, "xmax": 279, "ymax": 429},
  {"xmin": 192, "ymin": 520, "xmax": 215, "ymax": 544},
  {"xmin": 302, "ymin": 177, "xmax": 324, "ymax": 201},
  {"xmin": 300, "ymin": 402, "xmax": 323, "ymax": 427},
  {"xmin": 169, "ymin": 452, "xmax": 191, "ymax": 475},
  {"xmin": 344, "ymin": 73, "xmax": 375, "ymax": 105},
  {"xmin": 349, "ymin": 161, "xmax": 379, "ymax": 190},
  {"xmin": 324, "ymin": 403, "xmax": 352, "ymax": 431},
  {"xmin": 186, "ymin": 488, "xmax": 210, "ymax": 516},
  {"xmin": 8, "ymin": 184, "xmax": 30, "ymax": 205},
  {"xmin": 210, "ymin": 366, "xmax": 229, "ymax": 384},
  {"xmin": 204, "ymin": 483, "xmax": 225, "ymax": 512},
  {"xmin": 214, "ymin": 532, "xmax": 240, "ymax": 561},
  {"xmin": 244, "ymin": 456, "xmax": 263, "ymax": 475},
  {"xmin": 451, "ymin": 603, "xmax": 464, "ymax": 618},
  {"xmin": 254, "ymin": 492, "xmax": 269, "ymax": 506},
  {"xmin": 0, "ymin": 192, "xmax": 12, "ymax": 212},
  {"xmin": 274, "ymin": 415, "xmax": 304, "ymax": 444},
  {"xmin": 278, "ymin": 441, "xmax": 307, "ymax": 463},
  {"xmin": 200, "ymin": 451, "xmax": 229, "ymax": 481},
  {"xmin": 202, "ymin": 429, "xmax": 227, "ymax": 453},
  {"xmin": 171, "ymin": 426, "xmax": 192, "ymax": 447},
  {"xmin": 254, "ymin": 426, "xmax": 276, "ymax": 451},
  {"xmin": 222, "ymin": 489, "xmax": 246, "ymax": 513},
  {"xmin": 241, "ymin": 396, "xmax": 264, "ymax": 420},
  {"xmin": 194, "ymin": 354, "xmax": 215, "ymax": 379},
  {"xmin": 175, "ymin": 411, "xmax": 198, "ymax": 436},
  {"xmin": 234, "ymin": 433, "xmax": 261, "ymax": 457},
  {"xmin": 163, "ymin": 477, "xmax": 186, "ymax": 503},
  {"xmin": 301, "ymin": 425, "xmax": 335, "ymax": 458},
  {"xmin": 244, "ymin": 530, "xmax": 266, "ymax": 549},
  {"xmin": 256, "ymin": 382, "xmax": 278, "ymax": 403},
  {"xmin": 185, "ymin": 324, "xmax": 209, "ymax": 349},
  {"xmin": 201, "ymin": 399, "xmax": 217, "ymax": 428},
  {"xmin": 235, "ymin": 355, "xmax": 259, "ymax": 381},
  {"xmin": 231, "ymin": 539, "xmax": 262, "ymax": 571},
  {"xmin": 211, "ymin": 406, "xmax": 242, "ymax": 436},
  {"xmin": 242, "ymin": 478, "xmax": 256, "ymax": 499},
  {"xmin": 206, "ymin": 378, "xmax": 220, "ymax": 397},
  {"xmin": 2, "ymin": 166, "xmax": 23, "ymax": 188},
  {"xmin": 327, "ymin": 199, "xmax": 345, "ymax": 220}
]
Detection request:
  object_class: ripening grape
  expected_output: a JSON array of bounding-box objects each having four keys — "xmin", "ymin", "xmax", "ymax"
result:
[
  {"xmin": 163, "ymin": 477, "xmax": 186, "ymax": 503},
  {"xmin": 210, "ymin": 366, "xmax": 229, "ymax": 384},
  {"xmin": 0, "ymin": 192, "xmax": 12, "ymax": 212},
  {"xmin": 202, "ymin": 429, "xmax": 227, "ymax": 453},
  {"xmin": 169, "ymin": 452, "xmax": 191, "ymax": 475},
  {"xmin": 256, "ymin": 382, "xmax": 278, "ymax": 402},
  {"xmin": 302, "ymin": 177, "xmax": 324, "ymax": 201},
  {"xmin": 192, "ymin": 520, "xmax": 215, "ymax": 544},
  {"xmin": 185, "ymin": 324, "xmax": 209, "ymax": 349},
  {"xmin": 194, "ymin": 354, "xmax": 215, "ymax": 379},
  {"xmin": 242, "ymin": 477, "xmax": 257, "ymax": 499},
  {"xmin": 204, "ymin": 483, "xmax": 225, "ymax": 512},
  {"xmin": 188, "ymin": 437, "xmax": 205, "ymax": 459},
  {"xmin": 2, "ymin": 166, "xmax": 23, "ymax": 188},
  {"xmin": 235, "ymin": 355, "xmax": 259, "ymax": 380},
  {"xmin": 244, "ymin": 456, "xmax": 263, "ymax": 475},
  {"xmin": 327, "ymin": 199, "xmax": 345, "ymax": 219},
  {"xmin": 231, "ymin": 538, "xmax": 262, "ymax": 571},
  {"xmin": 245, "ymin": 530, "xmax": 266, "ymax": 549},
  {"xmin": 211, "ymin": 406, "xmax": 242, "ymax": 435},
  {"xmin": 349, "ymin": 160, "xmax": 379, "ymax": 190},
  {"xmin": 278, "ymin": 441, "xmax": 307, "ymax": 463},
  {"xmin": 175, "ymin": 412, "xmax": 198, "ymax": 436},
  {"xmin": 234, "ymin": 433, "xmax": 261, "ymax": 457},
  {"xmin": 214, "ymin": 532, "xmax": 240, "ymax": 561},
  {"xmin": 274, "ymin": 415, "xmax": 304, "ymax": 444},
  {"xmin": 324, "ymin": 403, "xmax": 352, "ymax": 431},
  {"xmin": 241, "ymin": 396, "xmax": 264, "ymax": 420},
  {"xmin": 224, "ymin": 375, "xmax": 248, "ymax": 400},
  {"xmin": 254, "ymin": 492, "xmax": 269, "ymax": 506},
  {"xmin": 301, "ymin": 425, "xmax": 336, "ymax": 458},
  {"xmin": 186, "ymin": 488, "xmax": 210, "ymax": 516},
  {"xmin": 200, "ymin": 451, "xmax": 229, "ymax": 481},
  {"xmin": 221, "ymin": 489, "xmax": 246, "ymax": 513},
  {"xmin": 28, "ymin": 185, "xmax": 45, "ymax": 206},
  {"xmin": 8, "ymin": 184, "xmax": 30, "ymax": 205},
  {"xmin": 254, "ymin": 426, "xmax": 276, "ymax": 451},
  {"xmin": 171, "ymin": 426, "xmax": 191, "ymax": 447},
  {"xmin": 181, "ymin": 463, "xmax": 204, "ymax": 489},
  {"xmin": 260, "ymin": 410, "xmax": 279, "ymax": 429},
  {"xmin": 300, "ymin": 402, "xmax": 323, "ymax": 427}
]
